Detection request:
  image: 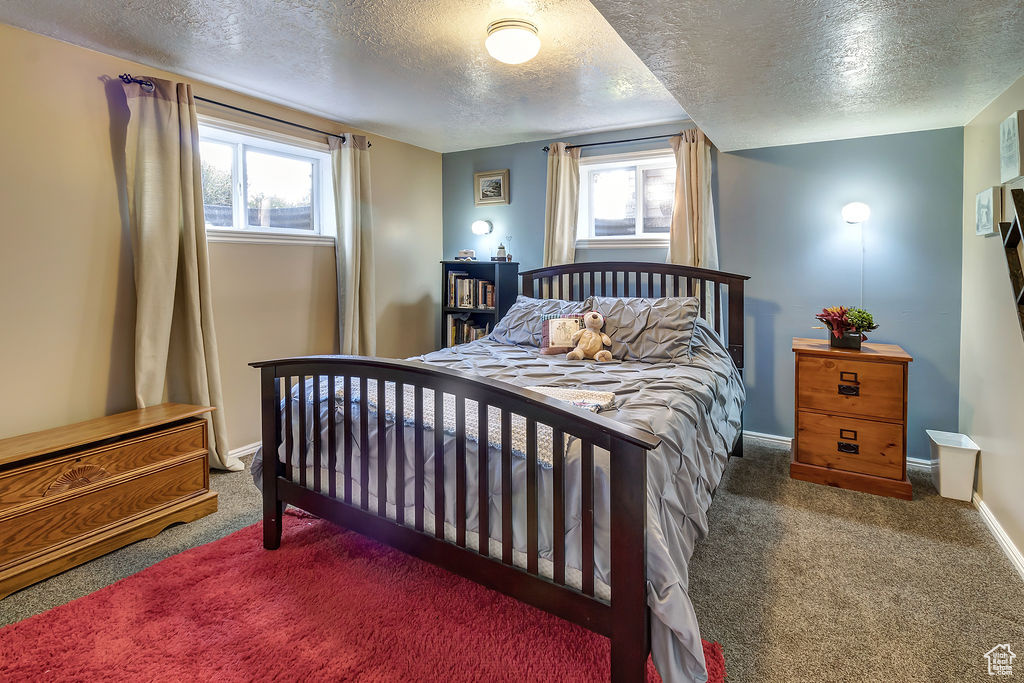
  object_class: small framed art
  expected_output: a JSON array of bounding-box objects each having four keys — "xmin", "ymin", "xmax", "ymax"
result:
[
  {"xmin": 1000, "ymin": 111, "xmax": 1024, "ymax": 183},
  {"xmin": 474, "ymin": 169, "xmax": 510, "ymax": 206},
  {"xmin": 976, "ymin": 186, "xmax": 1001, "ymax": 237}
]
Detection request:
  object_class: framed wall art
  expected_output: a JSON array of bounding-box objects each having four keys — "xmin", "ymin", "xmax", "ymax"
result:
[
  {"xmin": 1000, "ymin": 110, "xmax": 1024, "ymax": 183},
  {"xmin": 474, "ymin": 169, "xmax": 510, "ymax": 206},
  {"xmin": 976, "ymin": 186, "xmax": 1001, "ymax": 237}
]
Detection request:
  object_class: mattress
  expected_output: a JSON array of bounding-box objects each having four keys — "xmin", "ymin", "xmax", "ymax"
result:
[{"xmin": 252, "ymin": 318, "xmax": 744, "ymax": 682}]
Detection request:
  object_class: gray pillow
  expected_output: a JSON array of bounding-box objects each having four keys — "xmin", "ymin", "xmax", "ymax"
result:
[
  {"xmin": 490, "ymin": 295, "xmax": 592, "ymax": 347},
  {"xmin": 590, "ymin": 296, "xmax": 700, "ymax": 362}
]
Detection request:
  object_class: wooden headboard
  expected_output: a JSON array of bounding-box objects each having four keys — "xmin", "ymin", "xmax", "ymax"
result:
[{"xmin": 519, "ymin": 261, "xmax": 749, "ymax": 369}]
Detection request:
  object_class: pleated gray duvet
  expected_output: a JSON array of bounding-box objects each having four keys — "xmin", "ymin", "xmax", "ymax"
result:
[{"xmin": 252, "ymin": 318, "xmax": 744, "ymax": 682}]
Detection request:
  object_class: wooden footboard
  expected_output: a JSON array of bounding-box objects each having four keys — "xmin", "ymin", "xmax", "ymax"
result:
[{"xmin": 251, "ymin": 356, "xmax": 661, "ymax": 681}]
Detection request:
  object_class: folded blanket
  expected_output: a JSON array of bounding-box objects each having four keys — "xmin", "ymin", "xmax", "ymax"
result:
[{"xmin": 301, "ymin": 379, "xmax": 616, "ymax": 468}]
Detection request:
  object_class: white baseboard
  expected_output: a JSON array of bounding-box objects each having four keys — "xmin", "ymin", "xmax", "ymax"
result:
[
  {"xmin": 743, "ymin": 430, "xmax": 792, "ymax": 448},
  {"xmin": 973, "ymin": 493, "xmax": 1024, "ymax": 583},
  {"xmin": 906, "ymin": 457, "xmax": 936, "ymax": 472},
  {"xmin": 228, "ymin": 441, "xmax": 261, "ymax": 460}
]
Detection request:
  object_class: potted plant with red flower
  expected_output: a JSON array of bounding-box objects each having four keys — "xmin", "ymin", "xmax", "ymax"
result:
[{"xmin": 815, "ymin": 306, "xmax": 878, "ymax": 350}]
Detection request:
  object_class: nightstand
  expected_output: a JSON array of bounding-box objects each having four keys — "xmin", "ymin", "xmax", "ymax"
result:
[{"xmin": 790, "ymin": 338, "xmax": 913, "ymax": 499}]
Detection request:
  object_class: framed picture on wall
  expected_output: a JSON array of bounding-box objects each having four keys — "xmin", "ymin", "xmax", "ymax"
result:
[
  {"xmin": 1000, "ymin": 111, "xmax": 1024, "ymax": 183},
  {"xmin": 976, "ymin": 186, "xmax": 1001, "ymax": 237},
  {"xmin": 474, "ymin": 169, "xmax": 510, "ymax": 206}
]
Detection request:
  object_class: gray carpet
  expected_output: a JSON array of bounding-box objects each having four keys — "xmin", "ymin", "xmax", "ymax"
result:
[
  {"xmin": 690, "ymin": 439, "xmax": 1024, "ymax": 682},
  {"xmin": 2, "ymin": 444, "xmax": 1022, "ymax": 683}
]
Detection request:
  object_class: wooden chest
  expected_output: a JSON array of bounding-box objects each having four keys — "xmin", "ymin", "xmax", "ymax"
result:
[
  {"xmin": 790, "ymin": 338, "xmax": 913, "ymax": 499},
  {"xmin": 0, "ymin": 404, "xmax": 218, "ymax": 599}
]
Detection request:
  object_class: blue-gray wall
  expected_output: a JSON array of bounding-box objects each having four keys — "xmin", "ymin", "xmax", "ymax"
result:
[{"xmin": 442, "ymin": 127, "xmax": 964, "ymax": 459}]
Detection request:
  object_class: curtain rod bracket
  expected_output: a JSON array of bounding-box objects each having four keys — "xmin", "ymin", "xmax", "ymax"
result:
[{"xmin": 118, "ymin": 73, "xmax": 154, "ymax": 92}]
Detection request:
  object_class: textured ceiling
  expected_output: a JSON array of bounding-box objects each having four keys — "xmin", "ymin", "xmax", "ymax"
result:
[
  {"xmin": 0, "ymin": 0, "xmax": 686, "ymax": 152},
  {"xmin": 590, "ymin": 0, "xmax": 1024, "ymax": 151}
]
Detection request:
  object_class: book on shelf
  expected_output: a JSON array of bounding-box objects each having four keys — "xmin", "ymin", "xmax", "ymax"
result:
[
  {"xmin": 446, "ymin": 314, "xmax": 491, "ymax": 347},
  {"xmin": 446, "ymin": 272, "xmax": 495, "ymax": 309}
]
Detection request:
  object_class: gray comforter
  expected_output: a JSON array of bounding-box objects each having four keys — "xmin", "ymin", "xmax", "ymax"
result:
[{"xmin": 252, "ymin": 319, "xmax": 743, "ymax": 682}]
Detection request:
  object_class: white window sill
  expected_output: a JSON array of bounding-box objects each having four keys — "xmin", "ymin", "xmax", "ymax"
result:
[
  {"xmin": 206, "ymin": 228, "xmax": 336, "ymax": 247},
  {"xmin": 575, "ymin": 237, "xmax": 670, "ymax": 250}
]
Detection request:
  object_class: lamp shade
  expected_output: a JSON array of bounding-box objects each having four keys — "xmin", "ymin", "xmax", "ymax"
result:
[
  {"xmin": 841, "ymin": 202, "xmax": 871, "ymax": 224},
  {"xmin": 471, "ymin": 219, "xmax": 493, "ymax": 235}
]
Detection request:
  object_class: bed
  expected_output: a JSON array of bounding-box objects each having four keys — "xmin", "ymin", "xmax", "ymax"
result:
[{"xmin": 251, "ymin": 262, "xmax": 748, "ymax": 682}]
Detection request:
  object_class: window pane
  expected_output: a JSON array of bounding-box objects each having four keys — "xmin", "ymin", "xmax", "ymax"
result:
[
  {"xmin": 642, "ymin": 167, "xmax": 674, "ymax": 233},
  {"xmin": 245, "ymin": 149, "xmax": 313, "ymax": 231},
  {"xmin": 591, "ymin": 168, "xmax": 636, "ymax": 236},
  {"xmin": 200, "ymin": 141, "xmax": 235, "ymax": 228}
]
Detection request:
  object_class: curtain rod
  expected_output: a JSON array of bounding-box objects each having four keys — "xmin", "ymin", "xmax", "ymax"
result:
[
  {"xmin": 541, "ymin": 132, "xmax": 681, "ymax": 153},
  {"xmin": 117, "ymin": 74, "xmax": 370, "ymax": 147}
]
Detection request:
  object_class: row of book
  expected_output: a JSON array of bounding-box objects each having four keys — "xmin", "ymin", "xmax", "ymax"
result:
[
  {"xmin": 446, "ymin": 271, "xmax": 496, "ymax": 309},
  {"xmin": 446, "ymin": 315, "xmax": 491, "ymax": 347}
]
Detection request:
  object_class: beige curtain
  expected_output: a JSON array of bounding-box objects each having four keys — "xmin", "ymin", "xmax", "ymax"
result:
[
  {"xmin": 668, "ymin": 129, "xmax": 719, "ymax": 269},
  {"xmin": 122, "ymin": 77, "xmax": 238, "ymax": 471},
  {"xmin": 542, "ymin": 142, "xmax": 582, "ymax": 267},
  {"xmin": 330, "ymin": 135, "xmax": 376, "ymax": 355}
]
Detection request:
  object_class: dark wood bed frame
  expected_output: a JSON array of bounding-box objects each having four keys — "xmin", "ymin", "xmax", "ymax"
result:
[{"xmin": 251, "ymin": 262, "xmax": 748, "ymax": 681}]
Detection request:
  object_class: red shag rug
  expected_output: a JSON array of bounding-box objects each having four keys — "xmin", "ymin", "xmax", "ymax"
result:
[{"xmin": 0, "ymin": 512, "xmax": 725, "ymax": 682}]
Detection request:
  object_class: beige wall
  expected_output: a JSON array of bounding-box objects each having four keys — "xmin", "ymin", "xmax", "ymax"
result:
[
  {"xmin": 959, "ymin": 74, "xmax": 1024, "ymax": 554},
  {"xmin": 0, "ymin": 23, "xmax": 442, "ymax": 450}
]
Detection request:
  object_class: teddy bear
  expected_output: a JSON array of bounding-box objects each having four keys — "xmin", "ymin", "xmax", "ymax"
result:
[{"xmin": 567, "ymin": 311, "xmax": 613, "ymax": 362}]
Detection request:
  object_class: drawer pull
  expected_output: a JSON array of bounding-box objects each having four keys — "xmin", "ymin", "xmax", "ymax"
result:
[
  {"xmin": 839, "ymin": 371, "xmax": 858, "ymax": 383},
  {"xmin": 837, "ymin": 441, "xmax": 859, "ymax": 454},
  {"xmin": 837, "ymin": 384, "xmax": 860, "ymax": 396}
]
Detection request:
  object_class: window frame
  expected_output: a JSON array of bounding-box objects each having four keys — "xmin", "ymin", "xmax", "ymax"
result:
[
  {"xmin": 198, "ymin": 117, "xmax": 335, "ymax": 246},
  {"xmin": 575, "ymin": 148, "xmax": 676, "ymax": 249}
]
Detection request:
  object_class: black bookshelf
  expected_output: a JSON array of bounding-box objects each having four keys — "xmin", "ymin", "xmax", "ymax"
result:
[{"xmin": 440, "ymin": 260, "xmax": 519, "ymax": 348}]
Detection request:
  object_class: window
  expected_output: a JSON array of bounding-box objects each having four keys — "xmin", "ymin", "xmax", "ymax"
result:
[
  {"xmin": 198, "ymin": 121, "xmax": 335, "ymax": 245},
  {"xmin": 576, "ymin": 150, "xmax": 676, "ymax": 248}
]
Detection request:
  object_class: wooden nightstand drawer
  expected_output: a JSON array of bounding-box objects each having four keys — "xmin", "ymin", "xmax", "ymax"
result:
[
  {"xmin": 0, "ymin": 420, "xmax": 206, "ymax": 513},
  {"xmin": 796, "ymin": 411, "xmax": 903, "ymax": 479},
  {"xmin": 797, "ymin": 355, "xmax": 904, "ymax": 420}
]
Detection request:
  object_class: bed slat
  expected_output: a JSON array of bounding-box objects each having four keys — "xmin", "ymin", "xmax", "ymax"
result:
[
  {"xmin": 359, "ymin": 376, "xmax": 369, "ymax": 510},
  {"xmin": 327, "ymin": 374, "xmax": 337, "ymax": 499},
  {"xmin": 434, "ymin": 390, "xmax": 445, "ymax": 539},
  {"xmin": 714, "ymin": 283, "xmax": 722, "ymax": 333},
  {"xmin": 414, "ymin": 386, "xmax": 424, "ymax": 531},
  {"xmin": 477, "ymin": 400, "xmax": 489, "ymax": 555},
  {"xmin": 313, "ymin": 375, "xmax": 322, "ymax": 494},
  {"xmin": 284, "ymin": 377, "xmax": 294, "ymax": 483},
  {"xmin": 298, "ymin": 375, "xmax": 308, "ymax": 489},
  {"xmin": 501, "ymin": 410, "xmax": 512, "ymax": 565},
  {"xmin": 455, "ymin": 396, "xmax": 467, "ymax": 547},
  {"xmin": 581, "ymin": 440, "xmax": 595, "ymax": 597},
  {"xmin": 552, "ymin": 428, "xmax": 565, "ymax": 585},
  {"xmin": 377, "ymin": 381, "xmax": 387, "ymax": 517},
  {"xmin": 344, "ymin": 376, "xmax": 353, "ymax": 504},
  {"xmin": 526, "ymin": 418, "xmax": 538, "ymax": 574},
  {"xmin": 395, "ymin": 382, "xmax": 405, "ymax": 524}
]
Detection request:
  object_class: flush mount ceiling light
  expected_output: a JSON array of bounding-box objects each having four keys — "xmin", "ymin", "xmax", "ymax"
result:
[
  {"xmin": 841, "ymin": 202, "xmax": 871, "ymax": 224},
  {"xmin": 485, "ymin": 19, "xmax": 540, "ymax": 65}
]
